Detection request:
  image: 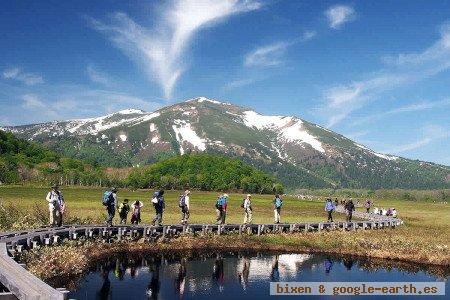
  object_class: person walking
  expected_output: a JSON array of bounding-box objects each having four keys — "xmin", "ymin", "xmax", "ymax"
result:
[
  {"xmin": 242, "ymin": 194, "xmax": 252, "ymax": 224},
  {"xmin": 273, "ymin": 194, "xmax": 282, "ymax": 224},
  {"xmin": 215, "ymin": 194, "xmax": 228, "ymax": 224},
  {"xmin": 130, "ymin": 200, "xmax": 144, "ymax": 225},
  {"xmin": 46, "ymin": 185, "xmax": 64, "ymax": 227},
  {"xmin": 364, "ymin": 200, "xmax": 371, "ymax": 213},
  {"xmin": 344, "ymin": 199, "xmax": 355, "ymax": 222},
  {"xmin": 324, "ymin": 198, "xmax": 335, "ymax": 222},
  {"xmin": 179, "ymin": 190, "xmax": 190, "ymax": 225},
  {"xmin": 151, "ymin": 190, "xmax": 165, "ymax": 226},
  {"xmin": 104, "ymin": 187, "xmax": 118, "ymax": 226},
  {"xmin": 118, "ymin": 199, "xmax": 130, "ymax": 224}
]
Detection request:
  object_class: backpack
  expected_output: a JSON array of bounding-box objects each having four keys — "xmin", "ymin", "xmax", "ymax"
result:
[
  {"xmin": 215, "ymin": 198, "xmax": 222, "ymax": 210},
  {"xmin": 179, "ymin": 195, "xmax": 186, "ymax": 207},
  {"xmin": 240, "ymin": 199, "xmax": 245, "ymax": 209},
  {"xmin": 102, "ymin": 191, "xmax": 114, "ymax": 206},
  {"xmin": 275, "ymin": 197, "xmax": 282, "ymax": 209}
]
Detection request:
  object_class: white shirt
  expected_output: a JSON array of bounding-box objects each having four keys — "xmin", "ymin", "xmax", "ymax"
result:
[
  {"xmin": 244, "ymin": 198, "xmax": 251, "ymax": 209},
  {"xmin": 184, "ymin": 195, "xmax": 190, "ymax": 210},
  {"xmin": 46, "ymin": 190, "xmax": 64, "ymax": 211}
]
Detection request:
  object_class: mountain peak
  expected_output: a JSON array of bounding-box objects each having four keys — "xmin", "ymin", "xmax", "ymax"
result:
[
  {"xmin": 115, "ymin": 108, "xmax": 146, "ymax": 115},
  {"xmin": 185, "ymin": 96, "xmax": 231, "ymax": 106}
]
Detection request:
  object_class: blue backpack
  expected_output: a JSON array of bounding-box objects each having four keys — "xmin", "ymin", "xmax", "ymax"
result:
[
  {"xmin": 179, "ymin": 195, "xmax": 186, "ymax": 207},
  {"xmin": 102, "ymin": 191, "xmax": 114, "ymax": 206},
  {"xmin": 275, "ymin": 197, "xmax": 282, "ymax": 208}
]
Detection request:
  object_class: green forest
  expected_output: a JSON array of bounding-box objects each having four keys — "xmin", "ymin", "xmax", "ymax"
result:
[
  {"xmin": 0, "ymin": 130, "xmax": 108, "ymax": 186},
  {"xmin": 127, "ymin": 154, "xmax": 283, "ymax": 193},
  {"xmin": 0, "ymin": 130, "xmax": 282, "ymax": 193}
]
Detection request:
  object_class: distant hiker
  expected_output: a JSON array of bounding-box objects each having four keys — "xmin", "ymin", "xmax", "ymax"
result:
[
  {"xmin": 242, "ymin": 194, "xmax": 252, "ymax": 224},
  {"xmin": 46, "ymin": 185, "xmax": 65, "ymax": 227},
  {"xmin": 103, "ymin": 187, "xmax": 118, "ymax": 226},
  {"xmin": 364, "ymin": 200, "xmax": 371, "ymax": 213},
  {"xmin": 344, "ymin": 199, "xmax": 355, "ymax": 222},
  {"xmin": 392, "ymin": 208, "xmax": 397, "ymax": 218},
  {"xmin": 179, "ymin": 190, "xmax": 190, "ymax": 225},
  {"xmin": 118, "ymin": 199, "xmax": 130, "ymax": 224},
  {"xmin": 215, "ymin": 194, "xmax": 228, "ymax": 224},
  {"xmin": 151, "ymin": 190, "xmax": 165, "ymax": 226},
  {"xmin": 325, "ymin": 198, "xmax": 335, "ymax": 222},
  {"xmin": 131, "ymin": 200, "xmax": 144, "ymax": 225},
  {"xmin": 273, "ymin": 194, "xmax": 283, "ymax": 224}
]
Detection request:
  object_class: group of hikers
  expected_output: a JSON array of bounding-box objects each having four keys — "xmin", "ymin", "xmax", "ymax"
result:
[{"xmin": 45, "ymin": 186, "xmax": 396, "ymax": 228}]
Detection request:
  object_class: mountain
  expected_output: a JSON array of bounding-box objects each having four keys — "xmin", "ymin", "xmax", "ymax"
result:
[{"xmin": 4, "ymin": 97, "xmax": 450, "ymax": 190}]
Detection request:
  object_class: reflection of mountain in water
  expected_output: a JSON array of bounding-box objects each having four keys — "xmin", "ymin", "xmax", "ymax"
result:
[{"xmin": 65, "ymin": 252, "xmax": 449, "ymax": 299}]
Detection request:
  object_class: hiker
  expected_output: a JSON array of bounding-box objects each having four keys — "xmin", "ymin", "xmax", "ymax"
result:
[
  {"xmin": 118, "ymin": 199, "xmax": 130, "ymax": 224},
  {"xmin": 324, "ymin": 198, "xmax": 335, "ymax": 222},
  {"xmin": 130, "ymin": 200, "xmax": 144, "ymax": 225},
  {"xmin": 273, "ymin": 194, "xmax": 282, "ymax": 224},
  {"xmin": 103, "ymin": 188, "xmax": 118, "ymax": 226},
  {"xmin": 242, "ymin": 194, "xmax": 252, "ymax": 224},
  {"xmin": 215, "ymin": 194, "xmax": 228, "ymax": 224},
  {"xmin": 151, "ymin": 190, "xmax": 165, "ymax": 226},
  {"xmin": 45, "ymin": 184, "xmax": 65, "ymax": 227},
  {"xmin": 344, "ymin": 199, "xmax": 355, "ymax": 222},
  {"xmin": 179, "ymin": 190, "xmax": 190, "ymax": 225},
  {"xmin": 364, "ymin": 200, "xmax": 371, "ymax": 213},
  {"xmin": 392, "ymin": 208, "xmax": 397, "ymax": 218}
]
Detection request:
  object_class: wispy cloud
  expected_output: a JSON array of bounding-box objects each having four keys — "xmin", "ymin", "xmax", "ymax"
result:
[
  {"xmin": 320, "ymin": 23, "xmax": 450, "ymax": 128},
  {"xmin": 86, "ymin": 65, "xmax": 112, "ymax": 86},
  {"xmin": 3, "ymin": 68, "xmax": 44, "ymax": 85},
  {"xmin": 22, "ymin": 94, "xmax": 46, "ymax": 109},
  {"xmin": 88, "ymin": 0, "xmax": 262, "ymax": 99},
  {"xmin": 381, "ymin": 125, "xmax": 450, "ymax": 154},
  {"xmin": 353, "ymin": 98, "xmax": 450, "ymax": 125},
  {"xmin": 300, "ymin": 30, "xmax": 316, "ymax": 41},
  {"xmin": 325, "ymin": 4, "xmax": 356, "ymax": 29},
  {"xmin": 244, "ymin": 41, "xmax": 291, "ymax": 67}
]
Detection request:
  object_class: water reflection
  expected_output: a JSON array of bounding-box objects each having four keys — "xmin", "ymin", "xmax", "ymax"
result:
[{"xmin": 65, "ymin": 252, "xmax": 449, "ymax": 299}]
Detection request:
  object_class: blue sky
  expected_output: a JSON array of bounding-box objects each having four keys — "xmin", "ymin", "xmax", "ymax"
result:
[{"xmin": 1, "ymin": 0, "xmax": 449, "ymax": 165}]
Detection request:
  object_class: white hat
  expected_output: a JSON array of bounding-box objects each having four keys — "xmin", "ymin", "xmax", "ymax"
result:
[
  {"xmin": 223, "ymin": 193, "xmax": 229, "ymax": 198},
  {"xmin": 247, "ymin": 194, "xmax": 251, "ymax": 198}
]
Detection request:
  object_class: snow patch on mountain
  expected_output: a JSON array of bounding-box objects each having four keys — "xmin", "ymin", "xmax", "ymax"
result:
[
  {"xmin": 186, "ymin": 96, "xmax": 231, "ymax": 106},
  {"xmin": 243, "ymin": 111, "xmax": 292, "ymax": 129},
  {"xmin": 280, "ymin": 121, "xmax": 325, "ymax": 153},
  {"xmin": 172, "ymin": 120, "xmax": 207, "ymax": 154},
  {"xmin": 119, "ymin": 134, "xmax": 127, "ymax": 142},
  {"xmin": 149, "ymin": 123, "xmax": 156, "ymax": 132},
  {"xmin": 355, "ymin": 143, "xmax": 399, "ymax": 161}
]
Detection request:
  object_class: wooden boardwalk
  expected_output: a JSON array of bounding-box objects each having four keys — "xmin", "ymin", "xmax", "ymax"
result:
[{"xmin": 0, "ymin": 208, "xmax": 402, "ymax": 300}]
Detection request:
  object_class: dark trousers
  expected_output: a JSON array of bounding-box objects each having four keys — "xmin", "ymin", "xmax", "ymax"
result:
[
  {"xmin": 181, "ymin": 207, "xmax": 190, "ymax": 223},
  {"xmin": 106, "ymin": 206, "xmax": 115, "ymax": 225},
  {"xmin": 327, "ymin": 210, "xmax": 333, "ymax": 222},
  {"xmin": 366, "ymin": 208, "xmax": 370, "ymax": 213},
  {"xmin": 152, "ymin": 212, "xmax": 163, "ymax": 226},
  {"xmin": 347, "ymin": 211, "xmax": 353, "ymax": 222}
]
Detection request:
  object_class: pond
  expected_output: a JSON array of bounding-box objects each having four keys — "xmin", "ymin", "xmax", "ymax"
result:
[{"xmin": 66, "ymin": 252, "xmax": 448, "ymax": 299}]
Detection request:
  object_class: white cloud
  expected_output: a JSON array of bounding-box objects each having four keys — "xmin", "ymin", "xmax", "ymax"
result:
[
  {"xmin": 3, "ymin": 68, "xmax": 44, "ymax": 85},
  {"xmin": 301, "ymin": 30, "xmax": 316, "ymax": 41},
  {"xmin": 86, "ymin": 65, "xmax": 111, "ymax": 86},
  {"xmin": 244, "ymin": 41, "xmax": 290, "ymax": 67},
  {"xmin": 320, "ymin": 23, "xmax": 450, "ymax": 128},
  {"xmin": 88, "ymin": 0, "xmax": 261, "ymax": 99},
  {"xmin": 381, "ymin": 125, "xmax": 450, "ymax": 154},
  {"xmin": 352, "ymin": 98, "xmax": 450, "ymax": 126},
  {"xmin": 22, "ymin": 94, "xmax": 46, "ymax": 109},
  {"xmin": 325, "ymin": 5, "xmax": 356, "ymax": 29}
]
